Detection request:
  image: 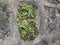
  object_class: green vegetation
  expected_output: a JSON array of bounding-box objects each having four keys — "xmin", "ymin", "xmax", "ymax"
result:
[{"xmin": 17, "ymin": 2, "xmax": 38, "ymax": 41}]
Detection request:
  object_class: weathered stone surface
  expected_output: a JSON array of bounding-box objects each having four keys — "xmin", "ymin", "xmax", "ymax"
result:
[
  {"xmin": 0, "ymin": 0, "xmax": 60, "ymax": 45},
  {"xmin": 0, "ymin": 0, "xmax": 21, "ymax": 45}
]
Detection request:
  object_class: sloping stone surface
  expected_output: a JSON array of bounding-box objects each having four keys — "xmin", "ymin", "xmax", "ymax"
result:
[{"xmin": 0, "ymin": 0, "xmax": 21, "ymax": 45}]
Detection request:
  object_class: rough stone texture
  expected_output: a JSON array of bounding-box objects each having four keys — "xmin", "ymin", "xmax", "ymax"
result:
[
  {"xmin": 0, "ymin": 0, "xmax": 21, "ymax": 45},
  {"xmin": 33, "ymin": 0, "xmax": 60, "ymax": 45}
]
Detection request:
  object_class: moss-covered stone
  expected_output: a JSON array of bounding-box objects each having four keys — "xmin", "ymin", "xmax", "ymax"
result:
[{"xmin": 17, "ymin": 2, "xmax": 38, "ymax": 41}]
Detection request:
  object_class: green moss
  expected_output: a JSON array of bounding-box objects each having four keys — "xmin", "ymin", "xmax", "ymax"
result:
[
  {"xmin": 17, "ymin": 2, "xmax": 38, "ymax": 41},
  {"xmin": 0, "ymin": 3, "xmax": 7, "ymax": 12}
]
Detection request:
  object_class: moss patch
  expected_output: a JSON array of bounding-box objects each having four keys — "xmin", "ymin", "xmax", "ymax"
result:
[{"xmin": 17, "ymin": 2, "xmax": 38, "ymax": 41}]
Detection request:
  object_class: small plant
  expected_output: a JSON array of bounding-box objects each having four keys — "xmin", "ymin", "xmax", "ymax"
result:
[{"xmin": 17, "ymin": 2, "xmax": 38, "ymax": 41}]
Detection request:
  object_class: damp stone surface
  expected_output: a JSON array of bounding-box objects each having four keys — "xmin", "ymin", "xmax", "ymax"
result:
[{"xmin": 0, "ymin": 3, "xmax": 10, "ymax": 39}]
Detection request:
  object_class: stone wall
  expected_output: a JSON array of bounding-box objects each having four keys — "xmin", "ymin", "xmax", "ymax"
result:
[{"xmin": 0, "ymin": 0, "xmax": 60, "ymax": 45}]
